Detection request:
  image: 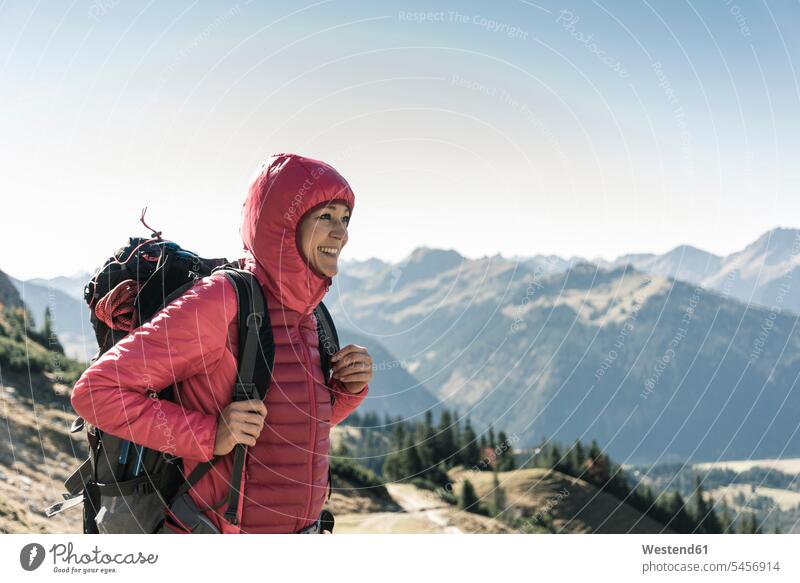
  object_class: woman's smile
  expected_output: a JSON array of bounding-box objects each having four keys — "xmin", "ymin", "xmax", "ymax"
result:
[{"xmin": 318, "ymin": 245, "xmax": 339, "ymax": 257}]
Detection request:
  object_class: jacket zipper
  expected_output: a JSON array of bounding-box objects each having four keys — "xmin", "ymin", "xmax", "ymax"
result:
[{"xmin": 297, "ymin": 318, "xmax": 317, "ymax": 530}]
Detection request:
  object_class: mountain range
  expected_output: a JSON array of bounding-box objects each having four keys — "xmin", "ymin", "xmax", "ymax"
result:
[
  {"xmin": 6, "ymin": 227, "xmax": 800, "ymax": 463},
  {"xmin": 339, "ymin": 227, "xmax": 800, "ymax": 315},
  {"xmin": 601, "ymin": 228, "xmax": 800, "ymax": 313},
  {"xmin": 327, "ymin": 228, "xmax": 800, "ymax": 463}
]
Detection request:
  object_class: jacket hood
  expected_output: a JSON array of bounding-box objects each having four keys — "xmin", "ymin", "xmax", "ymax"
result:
[{"xmin": 240, "ymin": 153, "xmax": 356, "ymax": 316}]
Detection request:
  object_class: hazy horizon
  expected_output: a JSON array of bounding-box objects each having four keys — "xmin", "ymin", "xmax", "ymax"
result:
[{"xmin": 6, "ymin": 223, "xmax": 798, "ymax": 283}]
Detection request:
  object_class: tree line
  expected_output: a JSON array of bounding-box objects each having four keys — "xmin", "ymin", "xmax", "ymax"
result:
[
  {"xmin": 520, "ymin": 438, "xmax": 767, "ymax": 534},
  {"xmin": 338, "ymin": 409, "xmax": 515, "ymax": 488},
  {"xmin": 337, "ymin": 413, "xmax": 770, "ymax": 533}
]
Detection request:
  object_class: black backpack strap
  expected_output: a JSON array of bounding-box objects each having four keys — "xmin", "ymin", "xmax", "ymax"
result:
[
  {"xmin": 314, "ymin": 301, "xmax": 340, "ymax": 385},
  {"xmin": 218, "ymin": 268, "xmax": 273, "ymax": 525},
  {"xmin": 65, "ymin": 457, "xmax": 93, "ymax": 496},
  {"xmin": 313, "ymin": 301, "xmax": 340, "ymax": 503},
  {"xmin": 173, "ymin": 455, "xmax": 225, "ymax": 499}
]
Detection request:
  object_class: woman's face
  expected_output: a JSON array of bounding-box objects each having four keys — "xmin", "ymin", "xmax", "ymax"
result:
[{"xmin": 297, "ymin": 202, "xmax": 350, "ymax": 277}]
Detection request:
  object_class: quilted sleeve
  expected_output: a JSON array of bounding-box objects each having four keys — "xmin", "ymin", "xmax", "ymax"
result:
[{"xmin": 71, "ymin": 274, "xmax": 235, "ymax": 462}]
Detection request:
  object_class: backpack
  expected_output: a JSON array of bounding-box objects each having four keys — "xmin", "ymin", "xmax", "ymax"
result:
[{"xmin": 45, "ymin": 234, "xmax": 340, "ymax": 533}]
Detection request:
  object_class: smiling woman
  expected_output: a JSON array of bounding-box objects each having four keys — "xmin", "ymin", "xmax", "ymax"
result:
[
  {"xmin": 297, "ymin": 201, "xmax": 351, "ymax": 278},
  {"xmin": 69, "ymin": 153, "xmax": 373, "ymax": 534}
]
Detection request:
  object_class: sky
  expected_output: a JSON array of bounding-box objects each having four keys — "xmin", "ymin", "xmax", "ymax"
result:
[{"xmin": 1, "ymin": 0, "xmax": 798, "ymax": 280}]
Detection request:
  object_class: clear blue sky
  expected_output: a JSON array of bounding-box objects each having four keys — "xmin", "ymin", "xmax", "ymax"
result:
[{"xmin": 1, "ymin": 0, "xmax": 798, "ymax": 279}]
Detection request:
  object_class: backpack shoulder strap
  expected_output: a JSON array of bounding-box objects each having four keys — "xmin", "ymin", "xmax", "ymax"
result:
[
  {"xmin": 313, "ymin": 300, "xmax": 340, "ymax": 505},
  {"xmin": 216, "ymin": 268, "xmax": 274, "ymax": 525},
  {"xmin": 314, "ymin": 300, "xmax": 340, "ymax": 384},
  {"xmin": 219, "ymin": 269, "xmax": 274, "ymax": 401}
]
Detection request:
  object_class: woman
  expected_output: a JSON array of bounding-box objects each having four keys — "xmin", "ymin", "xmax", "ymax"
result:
[{"xmin": 71, "ymin": 153, "xmax": 372, "ymax": 534}]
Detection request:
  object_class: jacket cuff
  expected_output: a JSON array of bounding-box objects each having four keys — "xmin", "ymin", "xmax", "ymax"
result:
[
  {"xmin": 330, "ymin": 379, "xmax": 369, "ymax": 399},
  {"xmin": 188, "ymin": 413, "xmax": 219, "ymax": 462}
]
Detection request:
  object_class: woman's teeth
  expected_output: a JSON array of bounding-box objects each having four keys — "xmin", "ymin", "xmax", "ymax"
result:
[{"xmin": 318, "ymin": 246, "xmax": 338, "ymax": 257}]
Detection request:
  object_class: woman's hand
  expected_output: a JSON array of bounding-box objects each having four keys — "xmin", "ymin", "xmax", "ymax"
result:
[
  {"xmin": 213, "ymin": 399, "xmax": 268, "ymax": 456},
  {"xmin": 330, "ymin": 344, "xmax": 373, "ymax": 394}
]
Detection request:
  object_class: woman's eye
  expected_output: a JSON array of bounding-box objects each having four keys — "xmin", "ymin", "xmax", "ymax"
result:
[{"xmin": 318, "ymin": 212, "xmax": 349, "ymax": 224}]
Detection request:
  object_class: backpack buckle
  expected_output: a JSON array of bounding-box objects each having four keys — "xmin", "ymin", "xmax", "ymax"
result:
[{"xmin": 246, "ymin": 312, "xmax": 263, "ymax": 328}]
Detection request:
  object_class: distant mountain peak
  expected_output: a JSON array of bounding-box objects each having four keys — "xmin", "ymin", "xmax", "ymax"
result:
[
  {"xmin": 404, "ymin": 246, "xmax": 465, "ymax": 265},
  {"xmin": 665, "ymin": 244, "xmax": 721, "ymax": 260},
  {"xmin": 340, "ymin": 256, "xmax": 390, "ymax": 280},
  {"xmin": 744, "ymin": 227, "xmax": 800, "ymax": 260},
  {"xmin": 365, "ymin": 247, "xmax": 467, "ymax": 293}
]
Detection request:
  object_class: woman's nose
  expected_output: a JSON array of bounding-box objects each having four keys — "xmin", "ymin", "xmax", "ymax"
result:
[{"xmin": 331, "ymin": 221, "xmax": 347, "ymax": 236}]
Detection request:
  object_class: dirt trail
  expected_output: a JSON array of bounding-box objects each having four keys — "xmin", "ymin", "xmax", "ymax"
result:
[
  {"xmin": 387, "ymin": 483, "xmax": 462, "ymax": 533},
  {"xmin": 334, "ymin": 483, "xmax": 463, "ymax": 534}
]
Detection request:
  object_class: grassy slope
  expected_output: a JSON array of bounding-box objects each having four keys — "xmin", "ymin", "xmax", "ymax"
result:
[
  {"xmin": 448, "ymin": 466, "xmax": 673, "ymax": 534},
  {"xmin": 0, "ymin": 370, "xmax": 87, "ymax": 533}
]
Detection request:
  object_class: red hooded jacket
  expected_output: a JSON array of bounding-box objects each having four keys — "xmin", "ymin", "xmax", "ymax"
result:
[{"xmin": 71, "ymin": 153, "xmax": 368, "ymax": 533}]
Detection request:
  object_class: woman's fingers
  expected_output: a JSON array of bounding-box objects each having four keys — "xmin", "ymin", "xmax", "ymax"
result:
[
  {"xmin": 331, "ymin": 344, "xmax": 368, "ymax": 364},
  {"xmin": 231, "ymin": 411, "xmax": 267, "ymax": 428},
  {"xmin": 334, "ymin": 370, "xmax": 372, "ymax": 382},
  {"xmin": 215, "ymin": 400, "xmax": 267, "ymax": 455},
  {"xmin": 236, "ymin": 435, "xmax": 256, "ymax": 447},
  {"xmin": 234, "ymin": 421, "xmax": 261, "ymax": 437},
  {"xmin": 332, "ymin": 367, "xmax": 372, "ymax": 381},
  {"xmin": 332, "ymin": 353, "xmax": 372, "ymax": 376},
  {"xmin": 333, "ymin": 358, "xmax": 370, "ymax": 373},
  {"xmin": 228, "ymin": 399, "xmax": 267, "ymax": 417},
  {"xmin": 334, "ymin": 362, "xmax": 371, "ymax": 375},
  {"xmin": 329, "ymin": 344, "xmax": 373, "ymax": 389}
]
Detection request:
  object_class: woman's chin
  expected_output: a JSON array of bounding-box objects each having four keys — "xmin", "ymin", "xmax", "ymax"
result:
[{"xmin": 317, "ymin": 259, "xmax": 338, "ymax": 278}]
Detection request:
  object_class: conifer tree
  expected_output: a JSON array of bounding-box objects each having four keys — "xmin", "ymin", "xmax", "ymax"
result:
[
  {"xmin": 461, "ymin": 418, "xmax": 480, "ymax": 468},
  {"xmin": 24, "ymin": 307, "xmax": 36, "ymax": 333},
  {"xmin": 436, "ymin": 409, "xmax": 458, "ymax": 467},
  {"xmin": 703, "ymin": 496, "xmax": 723, "ymax": 534},
  {"xmin": 392, "ymin": 420, "xmax": 406, "ymax": 449},
  {"xmin": 452, "ymin": 409, "xmax": 461, "ymax": 454},
  {"xmin": 548, "ymin": 443, "xmax": 562, "ymax": 470},
  {"xmin": 664, "ymin": 491, "xmax": 695, "ymax": 534},
  {"xmin": 495, "ymin": 430, "xmax": 516, "ymax": 471},
  {"xmin": 588, "ymin": 439, "xmax": 602, "ymax": 460},
  {"xmin": 489, "ymin": 470, "xmax": 506, "ymax": 517},
  {"xmin": 417, "ymin": 414, "xmax": 437, "ymax": 468},
  {"xmin": 460, "ymin": 479, "xmax": 480, "ymax": 513},
  {"xmin": 748, "ymin": 513, "xmax": 763, "ymax": 534},
  {"xmin": 689, "ymin": 476, "xmax": 722, "ymax": 534},
  {"xmin": 382, "ymin": 450, "xmax": 402, "ymax": 480},
  {"xmin": 403, "ymin": 434, "xmax": 423, "ymax": 477},
  {"xmin": 532, "ymin": 438, "xmax": 549, "ymax": 468},
  {"xmin": 42, "ymin": 307, "xmax": 62, "ymax": 351},
  {"xmin": 424, "ymin": 410, "xmax": 434, "ymax": 434},
  {"xmin": 566, "ymin": 440, "xmax": 585, "ymax": 476},
  {"xmin": 718, "ymin": 502, "xmax": 734, "ymax": 534}
]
